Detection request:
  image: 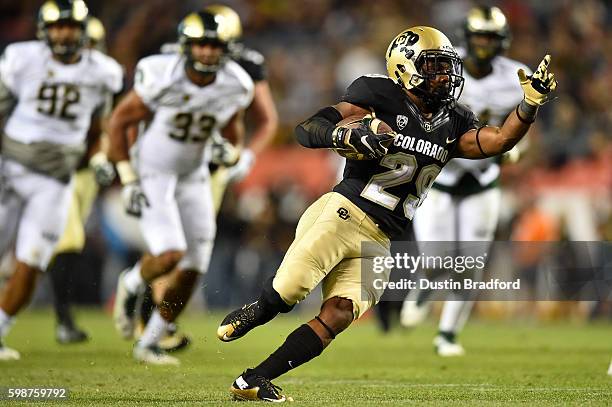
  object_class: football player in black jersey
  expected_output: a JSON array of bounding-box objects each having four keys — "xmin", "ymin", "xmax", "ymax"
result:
[
  {"xmin": 135, "ymin": 4, "xmax": 279, "ymax": 352},
  {"xmin": 215, "ymin": 26, "xmax": 556, "ymax": 402}
]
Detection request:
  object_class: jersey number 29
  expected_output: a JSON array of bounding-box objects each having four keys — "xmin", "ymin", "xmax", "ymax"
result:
[{"xmin": 360, "ymin": 152, "xmax": 440, "ymax": 220}]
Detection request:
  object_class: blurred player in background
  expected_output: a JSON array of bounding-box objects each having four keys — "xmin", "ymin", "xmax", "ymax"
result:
[
  {"xmin": 215, "ymin": 25, "xmax": 556, "ymax": 401},
  {"xmin": 109, "ymin": 9, "xmax": 253, "ymax": 365},
  {"xmin": 47, "ymin": 15, "xmax": 118, "ymax": 345},
  {"xmin": 136, "ymin": 3, "xmax": 279, "ymax": 352},
  {"xmin": 0, "ymin": 0, "xmax": 123, "ymax": 360},
  {"xmin": 399, "ymin": 6, "xmax": 530, "ymax": 356}
]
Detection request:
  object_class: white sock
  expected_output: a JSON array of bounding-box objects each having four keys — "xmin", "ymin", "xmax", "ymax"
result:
[
  {"xmin": 438, "ymin": 300, "xmax": 465, "ymax": 334},
  {"xmin": 138, "ymin": 310, "xmax": 169, "ymax": 348},
  {"xmin": 123, "ymin": 262, "xmax": 144, "ymax": 294},
  {"xmin": 0, "ymin": 308, "xmax": 15, "ymax": 339}
]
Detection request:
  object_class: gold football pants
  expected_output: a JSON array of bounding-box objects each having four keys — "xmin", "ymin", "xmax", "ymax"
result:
[
  {"xmin": 54, "ymin": 168, "xmax": 98, "ymax": 254},
  {"xmin": 273, "ymin": 192, "xmax": 391, "ymax": 319}
]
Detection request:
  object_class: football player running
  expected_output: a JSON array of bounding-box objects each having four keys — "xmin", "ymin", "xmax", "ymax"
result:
[
  {"xmin": 216, "ymin": 26, "xmax": 557, "ymax": 401},
  {"xmin": 399, "ymin": 6, "xmax": 531, "ymax": 357},
  {"xmin": 136, "ymin": 4, "xmax": 278, "ymax": 353},
  {"xmin": 108, "ymin": 10, "xmax": 254, "ymax": 365},
  {"xmin": 47, "ymin": 15, "xmax": 118, "ymax": 345},
  {"xmin": 0, "ymin": 0, "xmax": 123, "ymax": 360}
]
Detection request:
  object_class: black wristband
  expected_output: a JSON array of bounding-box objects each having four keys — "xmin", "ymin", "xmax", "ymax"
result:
[
  {"xmin": 475, "ymin": 126, "xmax": 489, "ymax": 157},
  {"xmin": 516, "ymin": 101, "xmax": 537, "ymax": 124}
]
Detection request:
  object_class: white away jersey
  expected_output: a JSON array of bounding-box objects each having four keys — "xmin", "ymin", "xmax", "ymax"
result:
[
  {"xmin": 0, "ymin": 41, "xmax": 123, "ymax": 145},
  {"xmin": 134, "ymin": 54, "xmax": 254, "ymax": 174},
  {"xmin": 435, "ymin": 50, "xmax": 530, "ymax": 187}
]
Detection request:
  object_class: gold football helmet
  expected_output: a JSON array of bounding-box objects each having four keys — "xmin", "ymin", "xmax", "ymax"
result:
[
  {"xmin": 86, "ymin": 16, "xmax": 106, "ymax": 52},
  {"xmin": 464, "ymin": 6, "xmax": 511, "ymax": 63},
  {"xmin": 386, "ymin": 26, "xmax": 464, "ymax": 110},
  {"xmin": 37, "ymin": 0, "xmax": 89, "ymax": 60},
  {"xmin": 178, "ymin": 10, "xmax": 232, "ymax": 74},
  {"xmin": 203, "ymin": 4, "xmax": 242, "ymax": 41}
]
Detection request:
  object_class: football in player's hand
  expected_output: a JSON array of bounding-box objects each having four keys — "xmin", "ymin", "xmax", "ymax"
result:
[{"xmin": 334, "ymin": 114, "xmax": 395, "ymax": 160}]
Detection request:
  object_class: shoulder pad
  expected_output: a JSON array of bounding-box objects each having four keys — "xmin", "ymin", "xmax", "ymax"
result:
[{"xmin": 343, "ymin": 75, "xmax": 402, "ymax": 112}]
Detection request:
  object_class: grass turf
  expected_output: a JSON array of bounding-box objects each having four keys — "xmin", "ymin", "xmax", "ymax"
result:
[{"xmin": 1, "ymin": 309, "xmax": 611, "ymax": 406}]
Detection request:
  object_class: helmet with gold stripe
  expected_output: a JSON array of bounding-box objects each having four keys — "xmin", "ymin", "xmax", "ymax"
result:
[
  {"xmin": 177, "ymin": 10, "xmax": 233, "ymax": 74},
  {"xmin": 464, "ymin": 6, "xmax": 511, "ymax": 65},
  {"xmin": 37, "ymin": 0, "xmax": 89, "ymax": 61},
  {"xmin": 386, "ymin": 26, "xmax": 464, "ymax": 111}
]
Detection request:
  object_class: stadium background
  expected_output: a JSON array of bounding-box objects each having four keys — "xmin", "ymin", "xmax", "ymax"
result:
[{"xmin": 0, "ymin": 0, "xmax": 610, "ymax": 318}]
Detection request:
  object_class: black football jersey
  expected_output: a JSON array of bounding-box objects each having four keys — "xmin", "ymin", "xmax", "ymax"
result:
[
  {"xmin": 333, "ymin": 75, "xmax": 478, "ymax": 238},
  {"xmin": 231, "ymin": 43, "xmax": 266, "ymax": 82}
]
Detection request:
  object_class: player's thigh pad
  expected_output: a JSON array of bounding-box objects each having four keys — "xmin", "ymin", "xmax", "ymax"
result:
[
  {"xmin": 176, "ymin": 167, "xmax": 216, "ymax": 273},
  {"xmin": 54, "ymin": 169, "xmax": 98, "ymax": 253},
  {"xmin": 139, "ymin": 168, "xmax": 187, "ymax": 255},
  {"xmin": 11, "ymin": 163, "xmax": 71, "ymax": 270},
  {"xmin": 273, "ymin": 192, "xmax": 389, "ymax": 306},
  {"xmin": 322, "ymin": 239, "xmax": 391, "ymax": 320}
]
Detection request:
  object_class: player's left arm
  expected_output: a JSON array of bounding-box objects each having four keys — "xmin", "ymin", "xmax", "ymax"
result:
[
  {"xmin": 457, "ymin": 55, "xmax": 557, "ymax": 159},
  {"xmin": 246, "ymin": 81, "xmax": 278, "ymax": 155},
  {"xmin": 87, "ymin": 92, "xmax": 122, "ymax": 185},
  {"xmin": 226, "ymin": 81, "xmax": 278, "ymax": 181}
]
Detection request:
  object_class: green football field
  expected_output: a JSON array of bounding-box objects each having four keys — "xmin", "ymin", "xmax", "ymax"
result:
[{"xmin": 1, "ymin": 309, "xmax": 611, "ymax": 406}]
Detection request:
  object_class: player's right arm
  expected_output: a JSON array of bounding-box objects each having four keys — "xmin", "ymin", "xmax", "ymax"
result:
[
  {"xmin": 294, "ymin": 102, "xmax": 390, "ymax": 159},
  {"xmin": 108, "ymin": 89, "xmax": 152, "ymax": 217},
  {"xmin": 108, "ymin": 90, "xmax": 151, "ymax": 169}
]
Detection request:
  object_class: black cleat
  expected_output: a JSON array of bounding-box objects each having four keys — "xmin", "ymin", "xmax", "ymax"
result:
[
  {"xmin": 217, "ymin": 301, "xmax": 271, "ymax": 342},
  {"xmin": 230, "ymin": 369, "xmax": 288, "ymax": 402},
  {"xmin": 56, "ymin": 324, "xmax": 89, "ymax": 344}
]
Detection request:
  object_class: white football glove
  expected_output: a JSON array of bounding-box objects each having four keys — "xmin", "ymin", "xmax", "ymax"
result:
[
  {"xmin": 210, "ymin": 138, "xmax": 241, "ymax": 167},
  {"xmin": 121, "ymin": 182, "xmax": 149, "ymax": 218},
  {"xmin": 227, "ymin": 148, "xmax": 255, "ymax": 182},
  {"xmin": 89, "ymin": 152, "xmax": 116, "ymax": 186}
]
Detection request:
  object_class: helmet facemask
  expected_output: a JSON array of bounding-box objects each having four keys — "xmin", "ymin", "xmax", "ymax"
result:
[
  {"xmin": 182, "ymin": 38, "xmax": 228, "ymax": 74},
  {"xmin": 44, "ymin": 20, "xmax": 86, "ymax": 62},
  {"xmin": 466, "ymin": 32, "xmax": 505, "ymax": 67},
  {"xmin": 38, "ymin": 0, "xmax": 88, "ymax": 62},
  {"xmin": 411, "ymin": 50, "xmax": 464, "ymax": 111},
  {"xmin": 464, "ymin": 6, "xmax": 511, "ymax": 67},
  {"xmin": 178, "ymin": 11, "xmax": 231, "ymax": 75}
]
